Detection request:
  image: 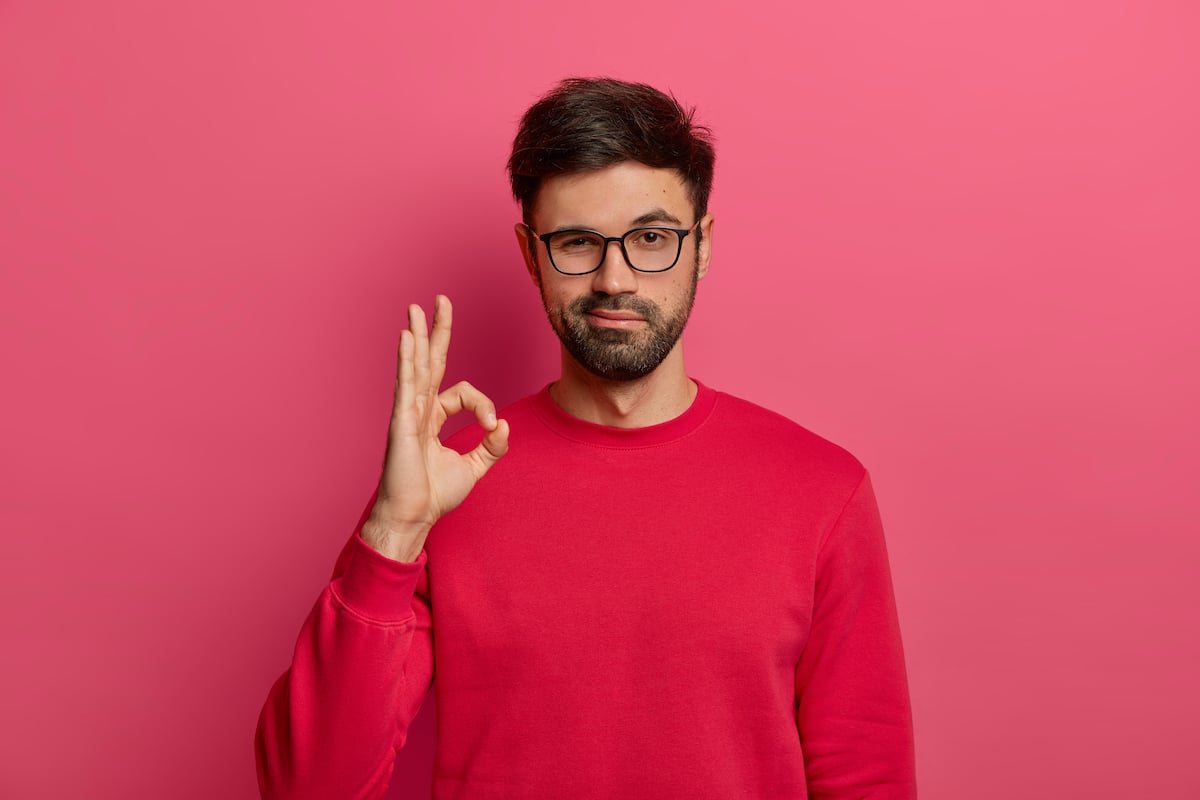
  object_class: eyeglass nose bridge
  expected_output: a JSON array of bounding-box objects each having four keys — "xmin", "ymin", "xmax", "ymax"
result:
[{"xmin": 594, "ymin": 234, "xmax": 638, "ymax": 273}]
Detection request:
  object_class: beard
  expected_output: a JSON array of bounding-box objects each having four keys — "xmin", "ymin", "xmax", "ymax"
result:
[{"xmin": 542, "ymin": 268, "xmax": 698, "ymax": 382}]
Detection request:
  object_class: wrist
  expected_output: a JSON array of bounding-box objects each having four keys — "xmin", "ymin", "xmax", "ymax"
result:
[{"xmin": 360, "ymin": 517, "xmax": 430, "ymax": 563}]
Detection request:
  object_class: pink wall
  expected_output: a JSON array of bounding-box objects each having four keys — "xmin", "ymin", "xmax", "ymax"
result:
[{"xmin": 2, "ymin": 1, "xmax": 1197, "ymax": 797}]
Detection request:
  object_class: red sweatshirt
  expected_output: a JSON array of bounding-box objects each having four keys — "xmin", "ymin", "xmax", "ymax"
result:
[{"xmin": 257, "ymin": 383, "xmax": 916, "ymax": 798}]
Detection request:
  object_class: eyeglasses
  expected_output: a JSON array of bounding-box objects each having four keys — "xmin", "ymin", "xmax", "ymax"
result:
[{"xmin": 526, "ymin": 221, "xmax": 700, "ymax": 275}]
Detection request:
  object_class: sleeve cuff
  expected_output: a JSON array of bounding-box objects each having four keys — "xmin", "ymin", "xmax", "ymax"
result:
[{"xmin": 332, "ymin": 534, "xmax": 427, "ymax": 622}]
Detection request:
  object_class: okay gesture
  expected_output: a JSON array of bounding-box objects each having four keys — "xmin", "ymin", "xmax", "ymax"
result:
[{"xmin": 362, "ymin": 295, "xmax": 509, "ymax": 562}]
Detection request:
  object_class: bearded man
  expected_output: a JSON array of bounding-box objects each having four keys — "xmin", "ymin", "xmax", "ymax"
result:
[{"xmin": 257, "ymin": 78, "xmax": 917, "ymax": 800}]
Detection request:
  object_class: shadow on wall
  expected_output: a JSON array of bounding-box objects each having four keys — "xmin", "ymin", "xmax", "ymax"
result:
[
  {"xmin": 444, "ymin": 241, "xmax": 556, "ymax": 412},
  {"xmin": 422, "ymin": 248, "xmax": 555, "ymax": 426},
  {"xmin": 361, "ymin": 173, "xmax": 555, "ymax": 419}
]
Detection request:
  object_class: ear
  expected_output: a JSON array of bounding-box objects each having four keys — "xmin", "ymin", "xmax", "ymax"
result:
[
  {"xmin": 514, "ymin": 223, "xmax": 541, "ymax": 287},
  {"xmin": 696, "ymin": 213, "xmax": 714, "ymax": 281}
]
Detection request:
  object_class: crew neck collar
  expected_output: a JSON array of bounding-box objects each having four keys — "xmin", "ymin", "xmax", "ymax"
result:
[{"xmin": 530, "ymin": 380, "xmax": 717, "ymax": 448}]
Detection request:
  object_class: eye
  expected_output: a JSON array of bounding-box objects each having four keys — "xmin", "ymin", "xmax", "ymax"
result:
[
  {"xmin": 551, "ymin": 233, "xmax": 601, "ymax": 252},
  {"xmin": 629, "ymin": 229, "xmax": 674, "ymax": 250}
]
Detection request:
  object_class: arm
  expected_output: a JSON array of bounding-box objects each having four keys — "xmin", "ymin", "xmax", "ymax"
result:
[
  {"xmin": 255, "ymin": 297, "xmax": 509, "ymax": 799},
  {"xmin": 255, "ymin": 526, "xmax": 433, "ymax": 799},
  {"xmin": 795, "ymin": 471, "xmax": 917, "ymax": 799}
]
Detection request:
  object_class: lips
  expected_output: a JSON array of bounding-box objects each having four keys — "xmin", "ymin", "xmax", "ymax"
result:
[
  {"xmin": 587, "ymin": 309, "xmax": 646, "ymax": 322},
  {"xmin": 586, "ymin": 309, "xmax": 648, "ymax": 330},
  {"xmin": 579, "ymin": 295, "xmax": 656, "ymax": 319}
]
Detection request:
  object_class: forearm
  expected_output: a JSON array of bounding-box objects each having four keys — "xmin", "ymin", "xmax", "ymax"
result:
[
  {"xmin": 796, "ymin": 472, "xmax": 916, "ymax": 798},
  {"xmin": 256, "ymin": 537, "xmax": 433, "ymax": 799}
]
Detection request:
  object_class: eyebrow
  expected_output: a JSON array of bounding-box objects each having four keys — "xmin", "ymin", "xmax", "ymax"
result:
[
  {"xmin": 631, "ymin": 208, "xmax": 683, "ymax": 227},
  {"xmin": 546, "ymin": 208, "xmax": 685, "ymax": 235}
]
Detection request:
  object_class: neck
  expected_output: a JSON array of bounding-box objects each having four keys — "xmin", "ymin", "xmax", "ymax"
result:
[{"xmin": 550, "ymin": 345, "xmax": 696, "ymax": 428}]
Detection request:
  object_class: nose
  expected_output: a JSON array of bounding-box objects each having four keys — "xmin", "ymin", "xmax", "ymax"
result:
[{"xmin": 590, "ymin": 239, "xmax": 639, "ymax": 295}]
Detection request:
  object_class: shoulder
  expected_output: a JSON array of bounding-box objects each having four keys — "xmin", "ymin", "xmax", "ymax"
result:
[{"xmin": 707, "ymin": 387, "xmax": 867, "ymax": 483}]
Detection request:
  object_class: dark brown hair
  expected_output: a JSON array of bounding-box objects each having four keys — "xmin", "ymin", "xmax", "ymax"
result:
[{"xmin": 508, "ymin": 78, "xmax": 715, "ymax": 223}]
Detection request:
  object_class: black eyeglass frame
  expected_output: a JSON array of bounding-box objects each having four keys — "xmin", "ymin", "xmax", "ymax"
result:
[{"xmin": 524, "ymin": 221, "xmax": 701, "ymax": 275}]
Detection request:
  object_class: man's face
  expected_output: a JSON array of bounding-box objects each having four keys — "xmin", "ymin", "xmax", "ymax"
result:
[{"xmin": 517, "ymin": 161, "xmax": 713, "ymax": 381}]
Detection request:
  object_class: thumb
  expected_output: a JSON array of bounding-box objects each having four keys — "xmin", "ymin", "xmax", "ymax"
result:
[{"xmin": 466, "ymin": 418, "xmax": 509, "ymax": 480}]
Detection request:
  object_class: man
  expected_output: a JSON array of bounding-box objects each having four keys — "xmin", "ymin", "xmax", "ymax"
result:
[{"xmin": 257, "ymin": 78, "xmax": 916, "ymax": 799}]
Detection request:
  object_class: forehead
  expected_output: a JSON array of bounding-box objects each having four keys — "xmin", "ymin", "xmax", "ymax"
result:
[{"xmin": 531, "ymin": 161, "xmax": 690, "ymax": 230}]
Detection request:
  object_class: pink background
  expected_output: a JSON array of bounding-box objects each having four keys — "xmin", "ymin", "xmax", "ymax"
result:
[{"xmin": 2, "ymin": 1, "xmax": 1197, "ymax": 797}]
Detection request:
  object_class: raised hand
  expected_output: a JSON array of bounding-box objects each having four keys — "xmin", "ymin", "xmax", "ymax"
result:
[{"xmin": 361, "ymin": 295, "xmax": 509, "ymax": 562}]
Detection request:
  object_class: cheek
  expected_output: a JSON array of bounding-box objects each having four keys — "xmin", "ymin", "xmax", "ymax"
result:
[
  {"xmin": 654, "ymin": 275, "xmax": 692, "ymax": 303},
  {"xmin": 539, "ymin": 283, "xmax": 576, "ymax": 312}
]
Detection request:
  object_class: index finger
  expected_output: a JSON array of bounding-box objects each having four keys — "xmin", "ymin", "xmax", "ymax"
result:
[{"xmin": 428, "ymin": 294, "xmax": 452, "ymax": 391}]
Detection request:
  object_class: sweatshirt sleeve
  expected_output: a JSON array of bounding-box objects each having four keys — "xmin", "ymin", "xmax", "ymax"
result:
[
  {"xmin": 255, "ymin": 527, "xmax": 435, "ymax": 800},
  {"xmin": 794, "ymin": 471, "xmax": 917, "ymax": 799}
]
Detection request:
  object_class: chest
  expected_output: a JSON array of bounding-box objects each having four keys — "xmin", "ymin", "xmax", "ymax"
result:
[{"xmin": 424, "ymin": 459, "xmax": 823, "ymax": 689}]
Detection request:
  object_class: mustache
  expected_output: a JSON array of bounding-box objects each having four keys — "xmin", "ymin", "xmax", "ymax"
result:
[{"xmin": 572, "ymin": 293, "xmax": 660, "ymax": 319}]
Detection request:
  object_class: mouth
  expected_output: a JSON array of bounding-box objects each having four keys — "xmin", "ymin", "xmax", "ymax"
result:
[{"xmin": 586, "ymin": 309, "xmax": 648, "ymax": 329}]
